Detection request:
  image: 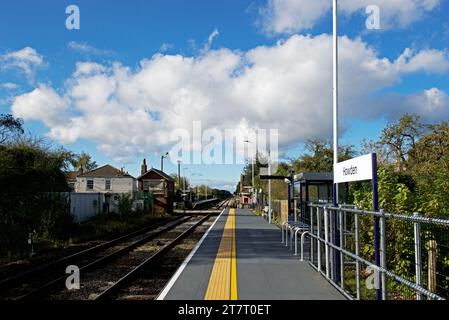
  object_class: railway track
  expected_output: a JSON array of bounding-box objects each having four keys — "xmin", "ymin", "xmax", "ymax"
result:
[
  {"xmin": 0, "ymin": 214, "xmax": 195, "ymax": 300},
  {"xmin": 95, "ymin": 214, "xmax": 214, "ymax": 300},
  {"xmin": 43, "ymin": 213, "xmax": 214, "ymax": 300},
  {"xmin": 215, "ymin": 198, "xmax": 232, "ymax": 210},
  {"xmin": 0, "ymin": 199, "xmax": 228, "ymax": 301}
]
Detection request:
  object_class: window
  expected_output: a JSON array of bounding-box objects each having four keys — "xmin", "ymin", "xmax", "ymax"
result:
[
  {"xmin": 105, "ymin": 179, "xmax": 111, "ymax": 190},
  {"xmin": 68, "ymin": 182, "xmax": 75, "ymax": 192},
  {"xmin": 87, "ymin": 179, "xmax": 94, "ymax": 190},
  {"xmin": 143, "ymin": 180, "xmax": 164, "ymax": 191}
]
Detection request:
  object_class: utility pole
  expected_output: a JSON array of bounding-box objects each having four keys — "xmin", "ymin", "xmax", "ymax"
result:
[
  {"xmin": 332, "ymin": 0, "xmax": 342, "ymax": 290},
  {"xmin": 161, "ymin": 152, "xmax": 169, "ymax": 172},
  {"xmin": 333, "ymin": 0, "xmax": 339, "ymax": 203},
  {"xmin": 251, "ymin": 159, "xmax": 255, "ymax": 208},
  {"xmin": 255, "ymin": 128, "xmax": 259, "ymax": 209},
  {"xmin": 183, "ymin": 167, "xmax": 188, "ymax": 193},
  {"xmin": 177, "ymin": 160, "xmax": 181, "ymax": 190},
  {"xmin": 244, "ymin": 139, "xmax": 256, "ymax": 209},
  {"xmin": 268, "ymin": 148, "xmax": 272, "ymax": 224}
]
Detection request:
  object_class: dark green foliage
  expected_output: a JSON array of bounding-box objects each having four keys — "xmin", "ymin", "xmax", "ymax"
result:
[
  {"xmin": 118, "ymin": 193, "xmax": 134, "ymax": 217},
  {"xmin": 0, "ymin": 113, "xmax": 24, "ymax": 144},
  {"xmin": 70, "ymin": 151, "xmax": 98, "ymax": 173},
  {"xmin": 0, "ymin": 127, "xmax": 75, "ymax": 260}
]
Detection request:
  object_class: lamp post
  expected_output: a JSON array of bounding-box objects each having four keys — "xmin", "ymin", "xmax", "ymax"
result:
[
  {"xmin": 332, "ymin": 0, "xmax": 343, "ymax": 289},
  {"xmin": 333, "ymin": 0, "xmax": 339, "ymax": 203},
  {"xmin": 183, "ymin": 167, "xmax": 189, "ymax": 194},
  {"xmin": 268, "ymin": 148, "xmax": 272, "ymax": 224},
  {"xmin": 244, "ymin": 139, "xmax": 255, "ymax": 209},
  {"xmin": 161, "ymin": 152, "xmax": 169, "ymax": 172},
  {"xmin": 177, "ymin": 160, "xmax": 182, "ymax": 191}
]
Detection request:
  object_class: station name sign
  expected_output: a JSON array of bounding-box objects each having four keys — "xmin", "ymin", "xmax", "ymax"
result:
[{"xmin": 334, "ymin": 153, "xmax": 374, "ymax": 184}]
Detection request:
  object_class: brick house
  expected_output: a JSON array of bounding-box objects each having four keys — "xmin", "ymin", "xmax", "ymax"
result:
[{"xmin": 137, "ymin": 159, "xmax": 175, "ymax": 214}]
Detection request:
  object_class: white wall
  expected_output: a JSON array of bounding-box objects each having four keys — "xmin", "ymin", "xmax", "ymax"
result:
[
  {"xmin": 70, "ymin": 193, "xmax": 102, "ymax": 222},
  {"xmin": 75, "ymin": 177, "xmax": 136, "ymax": 193}
]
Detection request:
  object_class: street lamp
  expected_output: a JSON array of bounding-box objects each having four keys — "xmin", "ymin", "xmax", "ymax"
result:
[
  {"xmin": 268, "ymin": 148, "xmax": 272, "ymax": 224},
  {"xmin": 183, "ymin": 167, "xmax": 189, "ymax": 193},
  {"xmin": 161, "ymin": 152, "xmax": 169, "ymax": 172},
  {"xmin": 244, "ymin": 139, "xmax": 256, "ymax": 209},
  {"xmin": 177, "ymin": 160, "xmax": 182, "ymax": 190},
  {"xmin": 333, "ymin": 0, "xmax": 339, "ymax": 205}
]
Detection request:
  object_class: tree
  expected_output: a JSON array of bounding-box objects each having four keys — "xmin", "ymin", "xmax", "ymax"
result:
[
  {"xmin": 0, "ymin": 136, "xmax": 75, "ymax": 258},
  {"xmin": 0, "ymin": 114, "xmax": 24, "ymax": 144},
  {"xmin": 378, "ymin": 114, "xmax": 424, "ymax": 172},
  {"xmin": 408, "ymin": 121, "xmax": 449, "ymax": 217},
  {"xmin": 71, "ymin": 151, "xmax": 98, "ymax": 172},
  {"xmin": 292, "ymin": 139, "xmax": 355, "ymax": 172}
]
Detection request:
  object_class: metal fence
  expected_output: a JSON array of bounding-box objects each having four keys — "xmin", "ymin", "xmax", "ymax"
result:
[{"xmin": 302, "ymin": 204, "xmax": 449, "ymax": 300}]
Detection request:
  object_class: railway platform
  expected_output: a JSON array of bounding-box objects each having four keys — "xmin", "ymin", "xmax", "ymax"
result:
[{"xmin": 158, "ymin": 208, "xmax": 344, "ymax": 300}]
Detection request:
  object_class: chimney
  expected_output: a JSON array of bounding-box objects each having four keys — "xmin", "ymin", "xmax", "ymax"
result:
[{"xmin": 141, "ymin": 158, "xmax": 148, "ymax": 175}]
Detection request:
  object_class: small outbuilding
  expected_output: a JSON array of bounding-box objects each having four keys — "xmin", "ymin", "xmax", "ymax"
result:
[
  {"xmin": 137, "ymin": 159, "xmax": 175, "ymax": 214},
  {"xmin": 294, "ymin": 172, "xmax": 334, "ymax": 223}
]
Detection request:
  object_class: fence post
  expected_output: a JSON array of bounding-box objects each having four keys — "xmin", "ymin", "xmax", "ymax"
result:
[
  {"xmin": 310, "ymin": 206, "xmax": 314, "ymax": 265},
  {"xmin": 413, "ymin": 212, "xmax": 422, "ymax": 300},
  {"xmin": 318, "ymin": 207, "xmax": 322, "ymax": 273},
  {"xmin": 379, "ymin": 209, "xmax": 387, "ymax": 300},
  {"xmin": 339, "ymin": 206, "xmax": 344, "ymax": 289},
  {"xmin": 428, "ymin": 240, "xmax": 437, "ymax": 298},
  {"xmin": 324, "ymin": 206, "xmax": 330, "ymax": 278},
  {"xmin": 354, "ymin": 211, "xmax": 361, "ymax": 300}
]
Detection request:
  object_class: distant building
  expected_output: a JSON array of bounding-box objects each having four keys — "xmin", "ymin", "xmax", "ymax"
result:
[
  {"xmin": 239, "ymin": 174, "xmax": 252, "ymax": 208},
  {"xmin": 137, "ymin": 159, "xmax": 175, "ymax": 214},
  {"xmin": 65, "ymin": 170, "xmax": 82, "ymax": 191},
  {"xmin": 75, "ymin": 165, "xmax": 137, "ymax": 194}
]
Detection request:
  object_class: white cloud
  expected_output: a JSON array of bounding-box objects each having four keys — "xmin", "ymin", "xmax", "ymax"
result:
[
  {"xmin": 395, "ymin": 48, "xmax": 449, "ymax": 74},
  {"xmin": 260, "ymin": 0, "xmax": 331, "ymax": 35},
  {"xmin": 10, "ymin": 34, "xmax": 449, "ymax": 161},
  {"xmin": 260, "ymin": 0, "xmax": 441, "ymax": 34},
  {"xmin": 414, "ymin": 88, "xmax": 449, "ymax": 115},
  {"xmin": 160, "ymin": 43, "xmax": 174, "ymax": 52},
  {"xmin": 202, "ymin": 28, "xmax": 220, "ymax": 52},
  {"xmin": 1, "ymin": 47, "xmax": 44, "ymax": 80},
  {"xmin": 73, "ymin": 62, "xmax": 107, "ymax": 78},
  {"xmin": 11, "ymin": 85, "xmax": 67, "ymax": 127},
  {"xmin": 375, "ymin": 88, "xmax": 449, "ymax": 120},
  {"xmin": 0, "ymin": 82, "xmax": 19, "ymax": 90},
  {"xmin": 68, "ymin": 41, "xmax": 115, "ymax": 56}
]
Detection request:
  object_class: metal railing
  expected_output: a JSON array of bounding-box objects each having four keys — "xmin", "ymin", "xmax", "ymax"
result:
[{"xmin": 294, "ymin": 203, "xmax": 449, "ymax": 300}]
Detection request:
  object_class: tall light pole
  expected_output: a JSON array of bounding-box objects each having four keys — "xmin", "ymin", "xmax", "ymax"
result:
[
  {"xmin": 244, "ymin": 139, "xmax": 255, "ymax": 208},
  {"xmin": 333, "ymin": 0, "xmax": 339, "ymax": 203},
  {"xmin": 161, "ymin": 152, "xmax": 169, "ymax": 172},
  {"xmin": 332, "ymin": 0, "xmax": 342, "ymax": 289},
  {"xmin": 268, "ymin": 148, "xmax": 272, "ymax": 224},
  {"xmin": 183, "ymin": 167, "xmax": 189, "ymax": 193},
  {"xmin": 177, "ymin": 160, "xmax": 182, "ymax": 190}
]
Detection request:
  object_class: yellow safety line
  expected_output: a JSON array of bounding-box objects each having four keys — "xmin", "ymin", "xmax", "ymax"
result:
[
  {"xmin": 230, "ymin": 209, "xmax": 238, "ymax": 300},
  {"xmin": 204, "ymin": 209, "xmax": 238, "ymax": 300}
]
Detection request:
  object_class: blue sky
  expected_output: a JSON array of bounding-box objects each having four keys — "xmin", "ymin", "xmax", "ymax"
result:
[{"xmin": 1, "ymin": 0, "xmax": 449, "ymax": 192}]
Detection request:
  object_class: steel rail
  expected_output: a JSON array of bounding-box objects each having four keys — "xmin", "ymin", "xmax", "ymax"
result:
[
  {"xmin": 95, "ymin": 213, "xmax": 213, "ymax": 300},
  {"xmin": 16, "ymin": 216, "xmax": 193, "ymax": 300},
  {"xmin": 0, "ymin": 215, "xmax": 187, "ymax": 291}
]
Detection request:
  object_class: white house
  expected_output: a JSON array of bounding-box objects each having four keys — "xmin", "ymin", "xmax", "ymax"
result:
[{"xmin": 75, "ymin": 165, "xmax": 137, "ymax": 193}]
